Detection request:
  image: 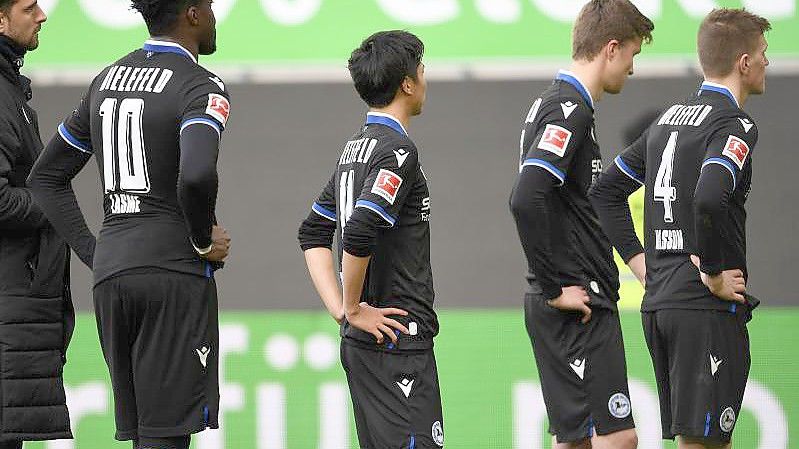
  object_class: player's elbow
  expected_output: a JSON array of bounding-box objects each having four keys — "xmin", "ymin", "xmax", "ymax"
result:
[
  {"xmin": 179, "ymin": 166, "xmax": 217, "ymax": 192},
  {"xmin": 342, "ymin": 217, "xmax": 377, "ymax": 258}
]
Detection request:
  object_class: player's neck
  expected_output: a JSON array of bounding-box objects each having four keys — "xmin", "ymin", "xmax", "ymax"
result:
[
  {"xmin": 704, "ymin": 76, "xmax": 747, "ymax": 107},
  {"xmin": 148, "ymin": 35, "xmax": 199, "ymax": 61},
  {"xmin": 568, "ymin": 61, "xmax": 604, "ymax": 104},
  {"xmin": 369, "ymin": 106, "xmax": 411, "ymax": 133}
]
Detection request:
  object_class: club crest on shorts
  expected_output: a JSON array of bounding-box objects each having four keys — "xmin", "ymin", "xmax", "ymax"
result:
[
  {"xmin": 720, "ymin": 407, "xmax": 736, "ymax": 432},
  {"xmin": 608, "ymin": 392, "xmax": 631, "ymax": 418},
  {"xmin": 432, "ymin": 420, "xmax": 444, "ymax": 446}
]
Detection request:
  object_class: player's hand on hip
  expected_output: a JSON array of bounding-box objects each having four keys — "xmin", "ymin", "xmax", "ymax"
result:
[
  {"xmin": 690, "ymin": 255, "xmax": 746, "ymax": 303},
  {"xmin": 701, "ymin": 269, "xmax": 746, "ymax": 303},
  {"xmin": 547, "ymin": 286, "xmax": 592, "ymax": 324},
  {"xmin": 345, "ymin": 302, "xmax": 409, "ymax": 345},
  {"xmin": 202, "ymin": 225, "xmax": 231, "ymax": 262}
]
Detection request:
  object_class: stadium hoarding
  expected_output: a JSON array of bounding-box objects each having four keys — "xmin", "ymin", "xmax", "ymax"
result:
[
  {"xmin": 26, "ymin": 0, "xmax": 799, "ymax": 68},
  {"xmin": 26, "ymin": 309, "xmax": 797, "ymax": 449}
]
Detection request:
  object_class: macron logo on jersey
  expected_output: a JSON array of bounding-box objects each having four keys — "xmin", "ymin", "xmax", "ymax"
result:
[
  {"xmin": 371, "ymin": 169, "xmax": 403, "ymax": 204},
  {"xmin": 538, "ymin": 124, "xmax": 572, "ymax": 158},
  {"xmin": 209, "ymin": 76, "xmax": 225, "ymax": 91},
  {"xmin": 393, "ymin": 148, "xmax": 409, "ymax": 167},
  {"xmin": 738, "ymin": 118, "xmax": 754, "ymax": 133},
  {"xmin": 205, "ymin": 93, "xmax": 230, "ymax": 126},
  {"xmin": 560, "ymin": 101, "xmax": 578, "ymax": 119},
  {"xmin": 722, "ymin": 135, "xmax": 750, "ymax": 170}
]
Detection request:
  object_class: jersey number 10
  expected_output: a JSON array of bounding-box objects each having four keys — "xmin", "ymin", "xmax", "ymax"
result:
[{"xmin": 99, "ymin": 98, "xmax": 151, "ymax": 194}]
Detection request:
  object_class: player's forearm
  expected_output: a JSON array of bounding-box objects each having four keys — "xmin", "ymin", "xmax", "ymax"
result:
[
  {"xmin": 341, "ymin": 250, "xmax": 370, "ymax": 315},
  {"xmin": 509, "ymin": 169, "xmax": 563, "ymax": 300},
  {"xmin": 28, "ymin": 136, "xmax": 95, "ymax": 267},
  {"xmin": 304, "ymin": 247, "xmax": 344, "ymax": 321},
  {"xmin": 178, "ymin": 125, "xmax": 219, "ymax": 249},
  {"xmin": 588, "ymin": 165, "xmax": 644, "ymax": 262},
  {"xmin": 694, "ymin": 166, "xmax": 734, "ymax": 275},
  {"xmin": 626, "ymin": 252, "xmax": 646, "ymax": 286}
]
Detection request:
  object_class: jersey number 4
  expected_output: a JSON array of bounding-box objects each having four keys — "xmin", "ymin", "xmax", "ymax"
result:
[
  {"xmin": 99, "ymin": 98, "xmax": 151, "ymax": 194},
  {"xmin": 653, "ymin": 131, "xmax": 678, "ymax": 223}
]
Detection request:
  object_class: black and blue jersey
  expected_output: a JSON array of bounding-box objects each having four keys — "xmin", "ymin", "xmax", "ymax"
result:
[
  {"xmin": 299, "ymin": 112, "xmax": 436, "ymax": 350},
  {"xmin": 590, "ymin": 81, "xmax": 757, "ymax": 311},
  {"xmin": 510, "ymin": 70, "xmax": 620, "ymax": 308},
  {"xmin": 55, "ymin": 40, "xmax": 231, "ymax": 284}
]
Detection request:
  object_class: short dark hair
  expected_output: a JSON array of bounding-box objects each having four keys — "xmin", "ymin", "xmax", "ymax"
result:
[
  {"xmin": 572, "ymin": 0, "xmax": 654, "ymax": 61},
  {"xmin": 698, "ymin": 8, "xmax": 771, "ymax": 78},
  {"xmin": 0, "ymin": 0, "xmax": 15, "ymax": 12},
  {"xmin": 130, "ymin": 0, "xmax": 201, "ymax": 35},
  {"xmin": 348, "ymin": 30, "xmax": 424, "ymax": 108}
]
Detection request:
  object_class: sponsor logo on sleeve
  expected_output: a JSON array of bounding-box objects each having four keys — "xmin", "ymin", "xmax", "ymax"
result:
[
  {"xmin": 537, "ymin": 124, "xmax": 572, "ymax": 157},
  {"xmin": 205, "ymin": 93, "xmax": 230, "ymax": 126},
  {"xmin": 209, "ymin": 76, "xmax": 225, "ymax": 91},
  {"xmin": 738, "ymin": 117, "xmax": 753, "ymax": 133},
  {"xmin": 722, "ymin": 135, "xmax": 750, "ymax": 170},
  {"xmin": 371, "ymin": 169, "xmax": 403, "ymax": 204}
]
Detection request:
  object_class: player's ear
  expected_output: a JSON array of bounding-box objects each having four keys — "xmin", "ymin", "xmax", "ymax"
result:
[
  {"xmin": 605, "ymin": 39, "xmax": 621, "ymax": 61},
  {"xmin": 401, "ymin": 76, "xmax": 414, "ymax": 96},
  {"xmin": 0, "ymin": 10, "xmax": 7, "ymax": 34},
  {"xmin": 737, "ymin": 53, "xmax": 751, "ymax": 76},
  {"xmin": 186, "ymin": 4, "xmax": 201, "ymax": 26}
]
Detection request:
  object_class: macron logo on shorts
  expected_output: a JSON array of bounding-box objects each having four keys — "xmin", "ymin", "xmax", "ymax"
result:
[
  {"xmin": 569, "ymin": 358, "xmax": 586, "ymax": 380},
  {"xmin": 196, "ymin": 346, "xmax": 211, "ymax": 368}
]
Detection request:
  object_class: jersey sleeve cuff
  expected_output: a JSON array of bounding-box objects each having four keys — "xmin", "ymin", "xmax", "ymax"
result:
[
  {"xmin": 541, "ymin": 283, "xmax": 563, "ymax": 301},
  {"xmin": 700, "ymin": 261, "xmax": 723, "ymax": 276}
]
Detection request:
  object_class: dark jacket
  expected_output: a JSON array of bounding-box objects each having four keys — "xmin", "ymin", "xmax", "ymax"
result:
[{"xmin": 0, "ymin": 37, "xmax": 73, "ymax": 441}]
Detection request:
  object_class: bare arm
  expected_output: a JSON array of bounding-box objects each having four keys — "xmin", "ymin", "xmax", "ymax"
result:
[{"xmin": 303, "ymin": 247, "xmax": 344, "ymax": 324}]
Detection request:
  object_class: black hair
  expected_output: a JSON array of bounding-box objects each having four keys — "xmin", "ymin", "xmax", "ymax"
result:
[
  {"xmin": 0, "ymin": 0, "xmax": 13, "ymax": 13},
  {"xmin": 348, "ymin": 30, "xmax": 424, "ymax": 108},
  {"xmin": 130, "ymin": 0, "xmax": 202, "ymax": 35}
]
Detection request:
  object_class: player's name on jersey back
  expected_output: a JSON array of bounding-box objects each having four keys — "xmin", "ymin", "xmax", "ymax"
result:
[
  {"xmin": 98, "ymin": 65, "xmax": 174, "ymax": 93},
  {"xmin": 657, "ymin": 104, "xmax": 713, "ymax": 127},
  {"xmin": 339, "ymin": 138, "xmax": 378, "ymax": 166}
]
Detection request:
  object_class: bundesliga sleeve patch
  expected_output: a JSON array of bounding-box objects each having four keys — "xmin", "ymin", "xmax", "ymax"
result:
[
  {"xmin": 205, "ymin": 93, "xmax": 230, "ymax": 126},
  {"xmin": 722, "ymin": 135, "xmax": 750, "ymax": 170},
  {"xmin": 371, "ymin": 169, "xmax": 403, "ymax": 204},
  {"xmin": 537, "ymin": 124, "xmax": 572, "ymax": 158}
]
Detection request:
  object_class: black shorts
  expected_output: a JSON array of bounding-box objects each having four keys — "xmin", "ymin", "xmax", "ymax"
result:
[
  {"xmin": 524, "ymin": 293, "xmax": 635, "ymax": 443},
  {"xmin": 341, "ymin": 340, "xmax": 444, "ymax": 448},
  {"xmin": 93, "ymin": 270, "xmax": 220, "ymax": 441},
  {"xmin": 642, "ymin": 307, "xmax": 751, "ymax": 442}
]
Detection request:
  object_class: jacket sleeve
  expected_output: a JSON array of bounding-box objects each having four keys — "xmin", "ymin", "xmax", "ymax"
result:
[
  {"xmin": 298, "ymin": 172, "xmax": 337, "ymax": 251},
  {"xmin": 694, "ymin": 115, "xmax": 757, "ymax": 275},
  {"xmin": 0, "ymin": 116, "xmax": 46, "ymax": 230},
  {"xmin": 588, "ymin": 130, "xmax": 647, "ymax": 262}
]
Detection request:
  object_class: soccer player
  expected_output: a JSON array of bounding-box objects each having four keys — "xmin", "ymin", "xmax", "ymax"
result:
[
  {"xmin": 28, "ymin": 1, "xmax": 231, "ymax": 448},
  {"xmin": 298, "ymin": 31, "xmax": 443, "ymax": 448},
  {"xmin": 509, "ymin": 1, "xmax": 653, "ymax": 448},
  {"xmin": 0, "ymin": 1, "xmax": 74, "ymax": 448},
  {"xmin": 589, "ymin": 8, "xmax": 769, "ymax": 449}
]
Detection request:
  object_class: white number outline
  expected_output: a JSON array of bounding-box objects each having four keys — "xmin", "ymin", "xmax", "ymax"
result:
[
  {"xmin": 99, "ymin": 98, "xmax": 150, "ymax": 194},
  {"xmin": 653, "ymin": 131, "xmax": 678, "ymax": 223}
]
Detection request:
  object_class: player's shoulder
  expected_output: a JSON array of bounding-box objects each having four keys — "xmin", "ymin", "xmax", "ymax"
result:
[
  {"xmin": 536, "ymin": 83, "xmax": 593, "ymax": 125},
  {"xmin": 178, "ymin": 63, "xmax": 228, "ymax": 95},
  {"xmin": 707, "ymin": 104, "xmax": 758, "ymax": 140}
]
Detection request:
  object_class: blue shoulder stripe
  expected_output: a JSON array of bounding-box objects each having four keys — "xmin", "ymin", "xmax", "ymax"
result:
[
  {"xmin": 57, "ymin": 123, "xmax": 91, "ymax": 154},
  {"xmin": 614, "ymin": 155, "xmax": 644, "ymax": 185},
  {"xmin": 311, "ymin": 202, "xmax": 336, "ymax": 221},
  {"xmin": 521, "ymin": 158, "xmax": 566, "ymax": 185},
  {"xmin": 355, "ymin": 200, "xmax": 396, "ymax": 226}
]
